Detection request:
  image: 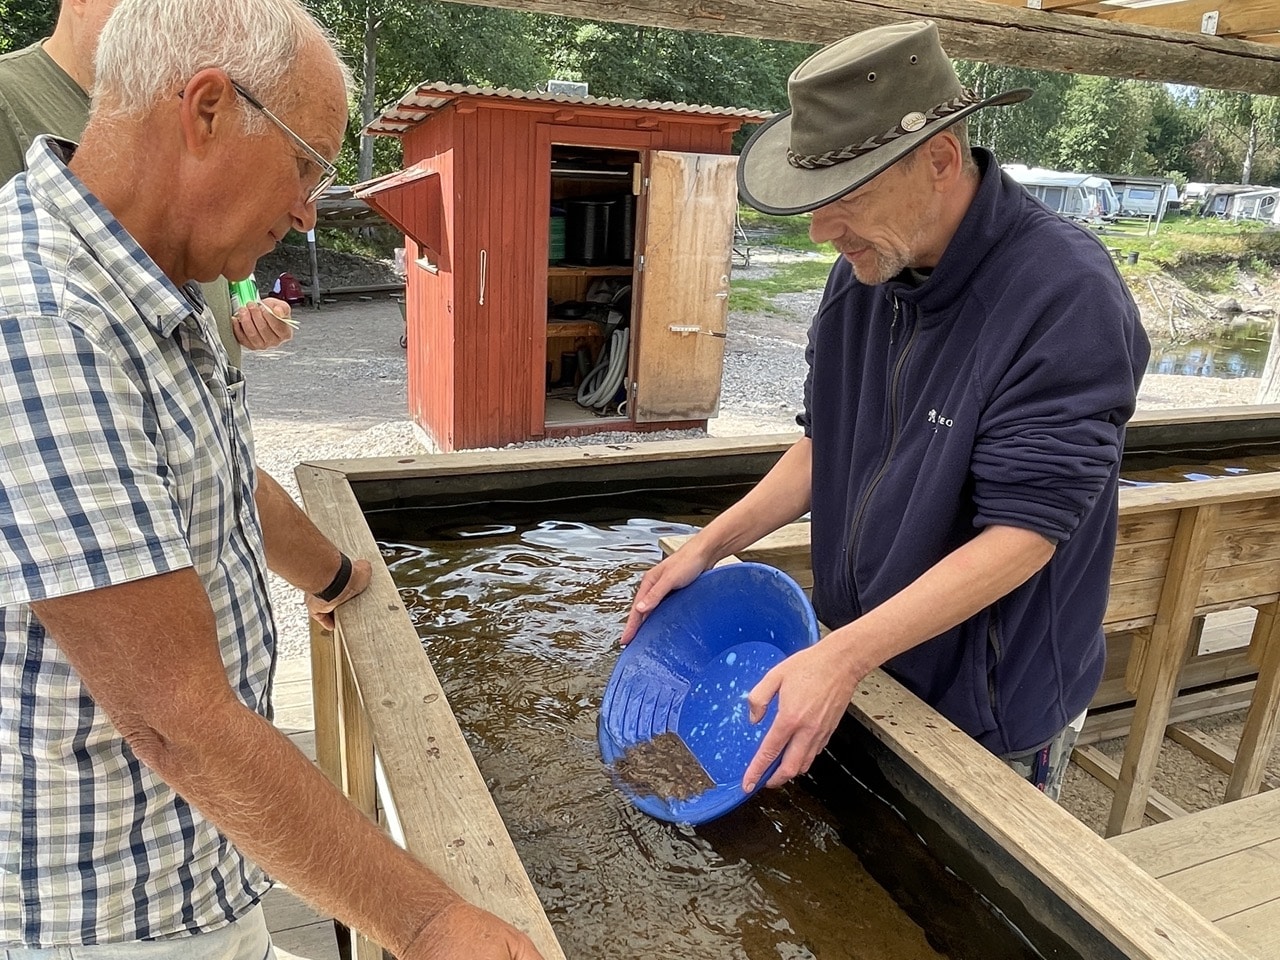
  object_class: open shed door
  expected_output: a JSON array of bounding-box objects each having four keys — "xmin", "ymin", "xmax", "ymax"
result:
[{"xmin": 632, "ymin": 151, "xmax": 737, "ymax": 423}]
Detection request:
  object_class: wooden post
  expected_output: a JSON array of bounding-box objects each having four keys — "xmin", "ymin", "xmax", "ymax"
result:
[
  {"xmin": 308, "ymin": 230, "xmax": 322, "ymax": 311},
  {"xmin": 1226, "ymin": 600, "xmax": 1280, "ymax": 800},
  {"xmin": 309, "ymin": 618, "xmax": 343, "ymax": 788},
  {"xmin": 338, "ymin": 636, "xmax": 382, "ymax": 960},
  {"xmin": 1108, "ymin": 504, "xmax": 1219, "ymax": 837}
]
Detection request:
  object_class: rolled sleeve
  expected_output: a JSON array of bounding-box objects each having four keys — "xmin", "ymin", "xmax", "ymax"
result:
[
  {"xmin": 0, "ymin": 314, "xmax": 191, "ymax": 604},
  {"xmin": 971, "ymin": 292, "xmax": 1141, "ymax": 543}
]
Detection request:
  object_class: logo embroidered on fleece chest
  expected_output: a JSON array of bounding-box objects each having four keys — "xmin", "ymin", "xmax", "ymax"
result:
[{"xmin": 927, "ymin": 408, "xmax": 955, "ymax": 431}]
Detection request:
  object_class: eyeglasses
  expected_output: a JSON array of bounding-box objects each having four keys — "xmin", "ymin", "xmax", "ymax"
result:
[{"xmin": 231, "ymin": 80, "xmax": 339, "ymax": 205}]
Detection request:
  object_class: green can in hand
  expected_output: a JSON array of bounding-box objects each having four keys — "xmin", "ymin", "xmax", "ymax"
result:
[{"xmin": 228, "ymin": 276, "xmax": 259, "ymax": 312}]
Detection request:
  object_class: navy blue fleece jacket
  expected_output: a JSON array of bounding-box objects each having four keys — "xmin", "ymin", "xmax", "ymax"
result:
[{"xmin": 800, "ymin": 149, "xmax": 1150, "ymax": 756}]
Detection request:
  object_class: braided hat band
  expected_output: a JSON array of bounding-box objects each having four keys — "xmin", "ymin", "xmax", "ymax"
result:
[{"xmin": 786, "ymin": 89, "xmax": 980, "ymax": 170}]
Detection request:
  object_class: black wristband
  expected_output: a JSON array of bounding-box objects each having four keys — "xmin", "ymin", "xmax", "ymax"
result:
[{"xmin": 315, "ymin": 553, "xmax": 353, "ymax": 603}]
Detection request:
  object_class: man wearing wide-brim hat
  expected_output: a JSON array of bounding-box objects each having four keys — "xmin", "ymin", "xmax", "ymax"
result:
[{"xmin": 624, "ymin": 21, "xmax": 1151, "ymax": 802}]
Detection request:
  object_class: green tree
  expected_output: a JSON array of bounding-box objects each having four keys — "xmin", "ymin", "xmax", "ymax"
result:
[
  {"xmin": 1139, "ymin": 84, "xmax": 1202, "ymax": 181},
  {"xmin": 1051, "ymin": 75, "xmax": 1150, "ymax": 174},
  {"xmin": 1189, "ymin": 89, "xmax": 1280, "ymax": 184},
  {"xmin": 534, "ymin": 17, "xmax": 807, "ymax": 113},
  {"xmin": 0, "ymin": 0, "xmax": 56, "ymax": 54},
  {"xmin": 954, "ymin": 60, "xmax": 1071, "ymax": 164},
  {"xmin": 308, "ymin": 0, "xmax": 550, "ymax": 181}
]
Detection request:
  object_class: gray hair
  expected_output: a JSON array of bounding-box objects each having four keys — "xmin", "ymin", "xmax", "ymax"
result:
[
  {"xmin": 900, "ymin": 121, "xmax": 977, "ymax": 176},
  {"xmin": 93, "ymin": 0, "xmax": 352, "ymax": 130}
]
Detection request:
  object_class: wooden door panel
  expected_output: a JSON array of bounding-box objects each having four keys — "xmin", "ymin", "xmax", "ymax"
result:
[{"xmin": 633, "ymin": 151, "xmax": 737, "ymax": 422}]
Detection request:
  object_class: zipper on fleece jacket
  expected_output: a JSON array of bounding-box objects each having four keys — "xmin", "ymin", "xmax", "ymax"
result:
[{"xmin": 844, "ymin": 295, "xmax": 920, "ymax": 605}]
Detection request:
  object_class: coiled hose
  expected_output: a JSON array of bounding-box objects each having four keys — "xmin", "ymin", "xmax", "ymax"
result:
[{"xmin": 577, "ymin": 327, "xmax": 629, "ymax": 411}]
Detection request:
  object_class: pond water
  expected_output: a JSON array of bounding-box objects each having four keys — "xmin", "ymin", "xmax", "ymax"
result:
[
  {"xmin": 1146, "ymin": 317, "xmax": 1273, "ymax": 379},
  {"xmin": 379, "ymin": 489, "xmax": 1041, "ymax": 960}
]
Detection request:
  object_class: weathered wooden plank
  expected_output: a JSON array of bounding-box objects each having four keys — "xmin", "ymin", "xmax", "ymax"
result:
[
  {"xmin": 273, "ymin": 923, "xmax": 342, "ymax": 960},
  {"xmin": 1116, "ymin": 509, "xmax": 1179, "ymax": 546},
  {"xmin": 1103, "ymin": 579, "xmax": 1164, "ymax": 630},
  {"xmin": 1108, "ymin": 789, "xmax": 1280, "ymax": 879},
  {"xmin": 1092, "ymin": 647, "xmax": 1256, "ymax": 708},
  {"xmin": 1127, "ymin": 404, "xmax": 1280, "ymax": 432},
  {"xmin": 1213, "ymin": 495, "xmax": 1280, "ymax": 532},
  {"xmin": 307, "ymin": 432, "xmax": 796, "ymax": 483},
  {"xmin": 1216, "ymin": 897, "xmax": 1280, "ymax": 960},
  {"xmin": 307, "ymin": 622, "xmax": 342, "ymax": 788},
  {"xmin": 1204, "ymin": 523, "xmax": 1280, "ymax": 570},
  {"xmin": 849, "ymin": 671, "xmax": 1252, "ymax": 959},
  {"xmin": 1098, "ymin": 0, "xmax": 1280, "ymax": 40},
  {"xmin": 1109, "ymin": 538, "xmax": 1171, "ymax": 585},
  {"xmin": 633, "ymin": 151, "xmax": 736, "ymax": 422},
  {"xmin": 337, "ymin": 646, "xmax": 382, "ymax": 960},
  {"xmin": 1159, "ymin": 838, "xmax": 1280, "ymax": 922},
  {"xmin": 1110, "ymin": 504, "xmax": 1221, "ymax": 836},
  {"xmin": 1226, "ymin": 600, "xmax": 1280, "ymax": 800},
  {"xmin": 1080, "ymin": 682, "xmax": 1259, "ymax": 746},
  {"xmin": 1199, "ymin": 560, "xmax": 1280, "ymax": 609},
  {"xmin": 295, "ymin": 464, "xmax": 569, "ymax": 960},
  {"xmin": 424, "ymin": 0, "xmax": 1280, "ymax": 95},
  {"xmin": 1120, "ymin": 473, "xmax": 1280, "ymax": 515}
]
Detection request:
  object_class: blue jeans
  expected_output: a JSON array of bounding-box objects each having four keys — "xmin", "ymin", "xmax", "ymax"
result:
[{"xmin": 3, "ymin": 906, "xmax": 274, "ymax": 960}]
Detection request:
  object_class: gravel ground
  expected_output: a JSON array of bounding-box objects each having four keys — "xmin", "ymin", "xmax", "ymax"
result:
[{"xmin": 242, "ymin": 282, "xmax": 1275, "ymax": 838}]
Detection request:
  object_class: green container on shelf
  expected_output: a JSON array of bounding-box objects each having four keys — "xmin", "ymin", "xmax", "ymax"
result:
[{"xmin": 549, "ymin": 214, "xmax": 566, "ymax": 263}]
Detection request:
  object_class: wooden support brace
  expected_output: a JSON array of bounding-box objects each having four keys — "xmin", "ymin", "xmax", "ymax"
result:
[
  {"xmin": 1226, "ymin": 600, "xmax": 1280, "ymax": 800},
  {"xmin": 1108, "ymin": 503, "xmax": 1220, "ymax": 837},
  {"xmin": 308, "ymin": 619, "xmax": 343, "ymax": 788},
  {"xmin": 337, "ymin": 637, "xmax": 383, "ymax": 960},
  {"xmin": 1166, "ymin": 723, "xmax": 1280, "ymax": 792},
  {"xmin": 1072, "ymin": 746, "xmax": 1187, "ymax": 823}
]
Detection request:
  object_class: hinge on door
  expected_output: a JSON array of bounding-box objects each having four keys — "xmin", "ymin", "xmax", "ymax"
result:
[
  {"xmin": 642, "ymin": 177, "xmax": 650, "ymax": 194},
  {"xmin": 638, "ymin": 254, "xmax": 645, "ymax": 273}
]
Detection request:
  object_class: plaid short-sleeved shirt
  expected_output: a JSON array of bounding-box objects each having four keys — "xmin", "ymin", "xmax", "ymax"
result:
[{"xmin": 0, "ymin": 137, "xmax": 277, "ymax": 946}]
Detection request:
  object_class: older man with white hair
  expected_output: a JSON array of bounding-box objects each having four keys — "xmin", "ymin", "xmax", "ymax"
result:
[
  {"xmin": 0, "ymin": 0, "xmax": 298, "ymax": 366},
  {"xmin": 0, "ymin": 1, "xmax": 542, "ymax": 959}
]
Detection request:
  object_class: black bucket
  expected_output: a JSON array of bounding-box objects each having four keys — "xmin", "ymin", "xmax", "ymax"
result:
[
  {"xmin": 611, "ymin": 194, "xmax": 635, "ymax": 265},
  {"xmin": 565, "ymin": 199, "xmax": 613, "ymax": 266}
]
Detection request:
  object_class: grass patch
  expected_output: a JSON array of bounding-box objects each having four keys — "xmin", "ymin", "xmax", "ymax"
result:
[
  {"xmin": 739, "ymin": 207, "xmax": 824, "ymax": 254},
  {"xmin": 1104, "ymin": 216, "xmax": 1280, "ymax": 272},
  {"xmin": 730, "ymin": 258, "xmax": 835, "ymax": 313}
]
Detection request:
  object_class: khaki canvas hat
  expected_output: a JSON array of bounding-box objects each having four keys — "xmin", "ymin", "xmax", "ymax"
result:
[{"xmin": 739, "ymin": 21, "xmax": 1031, "ymax": 215}]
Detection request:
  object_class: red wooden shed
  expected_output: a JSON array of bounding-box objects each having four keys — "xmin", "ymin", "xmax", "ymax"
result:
[{"xmin": 356, "ymin": 82, "xmax": 768, "ymax": 452}]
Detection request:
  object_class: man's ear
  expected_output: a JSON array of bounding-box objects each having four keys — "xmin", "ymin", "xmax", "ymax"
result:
[
  {"xmin": 177, "ymin": 68, "xmax": 237, "ymax": 156},
  {"xmin": 926, "ymin": 131, "xmax": 963, "ymax": 186}
]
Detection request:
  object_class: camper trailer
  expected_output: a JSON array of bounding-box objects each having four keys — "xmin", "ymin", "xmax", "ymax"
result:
[
  {"xmin": 1106, "ymin": 175, "xmax": 1177, "ymax": 218},
  {"xmin": 1199, "ymin": 184, "xmax": 1280, "ymax": 221},
  {"xmin": 1003, "ymin": 165, "xmax": 1119, "ymax": 221}
]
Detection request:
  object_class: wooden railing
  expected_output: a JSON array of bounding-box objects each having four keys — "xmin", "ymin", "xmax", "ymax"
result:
[
  {"xmin": 674, "ymin": 472, "xmax": 1280, "ymax": 838},
  {"xmin": 298, "ymin": 435, "xmax": 1260, "ymax": 960}
]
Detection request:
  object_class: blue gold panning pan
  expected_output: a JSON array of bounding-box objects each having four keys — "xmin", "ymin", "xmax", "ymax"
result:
[{"xmin": 599, "ymin": 562, "xmax": 820, "ymax": 824}]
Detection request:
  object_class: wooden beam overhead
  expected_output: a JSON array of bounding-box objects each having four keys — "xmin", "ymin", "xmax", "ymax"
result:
[
  {"xmin": 1098, "ymin": 0, "xmax": 1280, "ymax": 39},
  {"xmin": 978, "ymin": 0, "xmax": 1100, "ymax": 10},
  {"xmin": 436, "ymin": 0, "xmax": 1280, "ymax": 95}
]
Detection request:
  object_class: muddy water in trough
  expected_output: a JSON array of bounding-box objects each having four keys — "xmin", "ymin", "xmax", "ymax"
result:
[{"xmin": 378, "ymin": 487, "xmax": 1040, "ymax": 960}]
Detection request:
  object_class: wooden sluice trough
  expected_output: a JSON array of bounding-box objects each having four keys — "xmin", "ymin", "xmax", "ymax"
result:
[{"xmin": 296, "ymin": 412, "xmax": 1280, "ymax": 960}]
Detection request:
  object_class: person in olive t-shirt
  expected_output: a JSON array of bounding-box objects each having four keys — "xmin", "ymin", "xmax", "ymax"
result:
[{"xmin": 0, "ymin": 2, "xmax": 295, "ymax": 366}]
